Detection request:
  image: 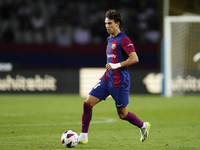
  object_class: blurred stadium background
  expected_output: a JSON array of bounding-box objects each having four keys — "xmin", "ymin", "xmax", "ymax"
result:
[{"xmin": 0, "ymin": 0, "xmax": 200, "ymax": 95}]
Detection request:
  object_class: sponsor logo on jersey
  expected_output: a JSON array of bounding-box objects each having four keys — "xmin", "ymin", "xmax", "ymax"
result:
[
  {"xmin": 107, "ymin": 54, "xmax": 116, "ymax": 58},
  {"xmin": 127, "ymin": 43, "xmax": 133, "ymax": 47},
  {"xmin": 112, "ymin": 44, "xmax": 116, "ymax": 49}
]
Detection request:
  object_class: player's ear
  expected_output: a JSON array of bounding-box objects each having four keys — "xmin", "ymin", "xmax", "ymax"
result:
[{"xmin": 116, "ymin": 22, "xmax": 120, "ymax": 27}]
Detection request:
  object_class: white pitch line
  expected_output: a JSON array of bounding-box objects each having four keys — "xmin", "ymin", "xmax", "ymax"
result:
[
  {"xmin": 1, "ymin": 113, "xmax": 24, "ymax": 117},
  {"xmin": 0, "ymin": 118, "xmax": 117, "ymax": 127}
]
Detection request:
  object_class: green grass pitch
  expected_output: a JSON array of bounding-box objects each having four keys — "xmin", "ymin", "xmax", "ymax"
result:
[{"xmin": 0, "ymin": 94, "xmax": 199, "ymax": 150}]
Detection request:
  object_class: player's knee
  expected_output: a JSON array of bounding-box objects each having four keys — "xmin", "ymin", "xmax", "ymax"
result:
[
  {"xmin": 84, "ymin": 95, "xmax": 100, "ymax": 107},
  {"xmin": 118, "ymin": 113, "xmax": 127, "ymax": 119}
]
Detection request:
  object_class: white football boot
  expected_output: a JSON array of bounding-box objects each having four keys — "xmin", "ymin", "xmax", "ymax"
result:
[
  {"xmin": 78, "ymin": 133, "xmax": 88, "ymax": 144},
  {"xmin": 140, "ymin": 122, "xmax": 151, "ymax": 142}
]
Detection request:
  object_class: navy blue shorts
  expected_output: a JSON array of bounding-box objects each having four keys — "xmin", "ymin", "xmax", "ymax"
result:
[{"xmin": 89, "ymin": 80, "xmax": 129, "ymax": 108}]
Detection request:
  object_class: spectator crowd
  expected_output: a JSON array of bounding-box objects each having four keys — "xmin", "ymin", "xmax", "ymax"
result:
[{"xmin": 0, "ymin": 0, "xmax": 161, "ymax": 46}]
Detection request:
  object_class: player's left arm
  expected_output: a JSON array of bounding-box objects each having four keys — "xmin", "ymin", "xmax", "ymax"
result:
[
  {"xmin": 106, "ymin": 52, "xmax": 138, "ymax": 70},
  {"xmin": 120, "ymin": 51, "xmax": 139, "ymax": 67},
  {"xmin": 106, "ymin": 36, "xmax": 138, "ymax": 70}
]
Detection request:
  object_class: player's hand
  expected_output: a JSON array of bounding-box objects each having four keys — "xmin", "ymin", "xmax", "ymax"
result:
[
  {"xmin": 106, "ymin": 63, "xmax": 121, "ymax": 70},
  {"xmin": 106, "ymin": 63, "xmax": 112, "ymax": 70}
]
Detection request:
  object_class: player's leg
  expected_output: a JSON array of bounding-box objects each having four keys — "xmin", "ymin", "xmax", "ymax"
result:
[
  {"xmin": 81, "ymin": 95, "xmax": 101, "ymax": 134},
  {"xmin": 116, "ymin": 105, "xmax": 143, "ymax": 128},
  {"xmin": 113, "ymin": 88, "xmax": 151, "ymax": 142},
  {"xmin": 117, "ymin": 106, "xmax": 151, "ymax": 142},
  {"xmin": 79, "ymin": 95, "xmax": 101, "ymax": 144},
  {"xmin": 79, "ymin": 80, "xmax": 109, "ymax": 144},
  {"xmin": 113, "ymin": 89, "xmax": 143, "ymax": 128},
  {"xmin": 85, "ymin": 95, "xmax": 101, "ymax": 107}
]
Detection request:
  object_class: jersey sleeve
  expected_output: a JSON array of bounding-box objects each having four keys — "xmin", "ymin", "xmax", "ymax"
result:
[{"xmin": 121, "ymin": 36, "xmax": 135, "ymax": 55}]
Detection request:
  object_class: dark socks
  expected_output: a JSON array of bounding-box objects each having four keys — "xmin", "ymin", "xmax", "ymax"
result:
[
  {"xmin": 122, "ymin": 112, "xmax": 143, "ymax": 128},
  {"xmin": 81, "ymin": 102, "xmax": 93, "ymax": 133}
]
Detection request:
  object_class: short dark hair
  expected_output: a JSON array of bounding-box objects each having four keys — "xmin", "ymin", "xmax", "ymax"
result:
[{"xmin": 105, "ymin": 9, "xmax": 122, "ymax": 25}]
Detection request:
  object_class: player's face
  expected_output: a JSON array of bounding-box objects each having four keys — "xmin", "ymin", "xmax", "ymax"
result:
[{"xmin": 105, "ymin": 18, "xmax": 119, "ymax": 37}]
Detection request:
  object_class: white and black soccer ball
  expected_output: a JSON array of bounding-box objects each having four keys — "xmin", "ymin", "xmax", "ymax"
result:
[{"xmin": 61, "ymin": 130, "xmax": 79, "ymax": 148}]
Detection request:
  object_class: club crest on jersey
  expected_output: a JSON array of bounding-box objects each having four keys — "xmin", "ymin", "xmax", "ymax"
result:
[{"xmin": 112, "ymin": 44, "xmax": 116, "ymax": 49}]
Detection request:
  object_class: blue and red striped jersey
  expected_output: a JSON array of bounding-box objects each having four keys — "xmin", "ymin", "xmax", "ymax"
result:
[{"xmin": 102, "ymin": 32, "xmax": 136, "ymax": 89}]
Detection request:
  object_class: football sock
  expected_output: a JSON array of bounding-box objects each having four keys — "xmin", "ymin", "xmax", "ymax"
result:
[
  {"xmin": 122, "ymin": 112, "xmax": 143, "ymax": 128},
  {"xmin": 81, "ymin": 101, "xmax": 93, "ymax": 133}
]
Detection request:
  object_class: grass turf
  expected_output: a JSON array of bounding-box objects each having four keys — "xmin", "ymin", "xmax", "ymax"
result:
[{"xmin": 0, "ymin": 94, "xmax": 199, "ymax": 150}]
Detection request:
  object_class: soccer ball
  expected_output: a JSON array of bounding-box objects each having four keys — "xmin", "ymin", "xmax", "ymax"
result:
[{"xmin": 61, "ymin": 130, "xmax": 79, "ymax": 148}]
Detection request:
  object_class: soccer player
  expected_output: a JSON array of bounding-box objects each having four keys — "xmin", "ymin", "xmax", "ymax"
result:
[{"xmin": 79, "ymin": 9, "xmax": 151, "ymax": 144}]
